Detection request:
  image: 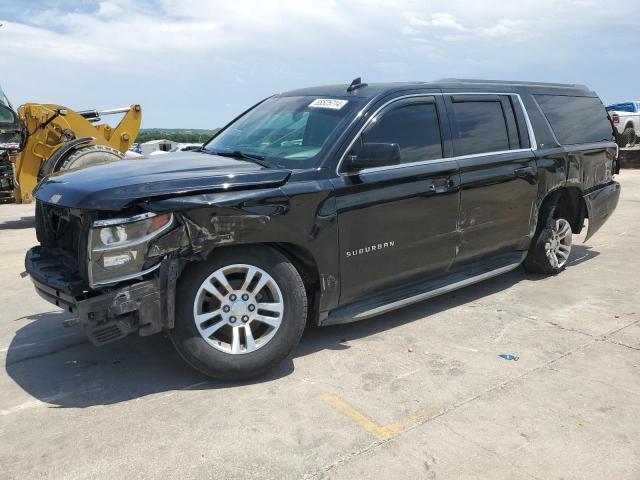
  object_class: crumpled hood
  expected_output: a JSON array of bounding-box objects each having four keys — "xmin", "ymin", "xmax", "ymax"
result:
[{"xmin": 34, "ymin": 151, "xmax": 291, "ymax": 210}]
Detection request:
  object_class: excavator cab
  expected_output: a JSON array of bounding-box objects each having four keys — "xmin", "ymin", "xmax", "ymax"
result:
[{"xmin": 0, "ymin": 103, "xmax": 19, "ymax": 144}]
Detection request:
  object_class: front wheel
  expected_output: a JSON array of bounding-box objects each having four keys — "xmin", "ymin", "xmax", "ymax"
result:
[
  {"xmin": 170, "ymin": 246, "xmax": 307, "ymax": 380},
  {"xmin": 523, "ymin": 201, "xmax": 573, "ymax": 274}
]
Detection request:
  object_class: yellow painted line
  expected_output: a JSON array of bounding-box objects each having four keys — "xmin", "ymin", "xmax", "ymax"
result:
[{"xmin": 317, "ymin": 393, "xmax": 438, "ymax": 440}]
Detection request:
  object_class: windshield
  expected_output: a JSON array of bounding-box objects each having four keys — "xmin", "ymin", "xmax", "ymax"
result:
[{"xmin": 203, "ymin": 95, "xmax": 364, "ymax": 168}]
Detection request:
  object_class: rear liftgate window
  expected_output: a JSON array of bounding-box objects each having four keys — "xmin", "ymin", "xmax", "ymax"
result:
[{"xmin": 535, "ymin": 94, "xmax": 613, "ymax": 145}]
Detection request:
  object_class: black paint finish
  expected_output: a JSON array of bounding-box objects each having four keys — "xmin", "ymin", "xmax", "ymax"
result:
[
  {"xmin": 34, "ymin": 151, "xmax": 291, "ymax": 211},
  {"xmin": 28, "ymin": 79, "xmax": 621, "ymax": 335}
]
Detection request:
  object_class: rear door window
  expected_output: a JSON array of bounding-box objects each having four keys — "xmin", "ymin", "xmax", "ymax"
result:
[
  {"xmin": 449, "ymin": 98, "xmax": 512, "ymax": 156},
  {"xmin": 535, "ymin": 94, "xmax": 613, "ymax": 145},
  {"xmin": 362, "ymin": 102, "xmax": 443, "ymax": 164}
]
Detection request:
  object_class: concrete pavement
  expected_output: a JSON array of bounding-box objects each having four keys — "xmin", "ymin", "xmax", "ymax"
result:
[{"xmin": 1, "ymin": 172, "xmax": 639, "ymax": 479}]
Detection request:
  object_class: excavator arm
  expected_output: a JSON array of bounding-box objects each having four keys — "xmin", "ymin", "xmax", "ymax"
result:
[{"xmin": 10, "ymin": 103, "xmax": 142, "ymax": 203}]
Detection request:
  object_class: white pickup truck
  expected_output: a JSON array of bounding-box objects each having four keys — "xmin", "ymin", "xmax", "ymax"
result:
[{"xmin": 606, "ymin": 102, "xmax": 639, "ymax": 148}]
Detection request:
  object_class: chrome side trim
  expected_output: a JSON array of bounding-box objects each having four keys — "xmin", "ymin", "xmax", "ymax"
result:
[
  {"xmin": 336, "ymin": 91, "xmax": 538, "ymax": 175},
  {"xmin": 352, "ymin": 253, "xmax": 526, "ymax": 320}
]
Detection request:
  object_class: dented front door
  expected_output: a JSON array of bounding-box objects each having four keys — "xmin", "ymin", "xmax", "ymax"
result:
[{"xmin": 332, "ymin": 95, "xmax": 460, "ymax": 306}]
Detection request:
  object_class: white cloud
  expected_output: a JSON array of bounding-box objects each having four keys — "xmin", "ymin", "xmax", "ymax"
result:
[
  {"xmin": 97, "ymin": 1, "xmax": 124, "ymax": 19},
  {"xmin": 406, "ymin": 12, "xmax": 464, "ymax": 30},
  {"xmin": 0, "ymin": 0, "xmax": 639, "ymax": 126}
]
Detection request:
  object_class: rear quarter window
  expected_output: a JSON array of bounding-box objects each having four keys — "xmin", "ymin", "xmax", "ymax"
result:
[{"xmin": 535, "ymin": 94, "xmax": 613, "ymax": 145}]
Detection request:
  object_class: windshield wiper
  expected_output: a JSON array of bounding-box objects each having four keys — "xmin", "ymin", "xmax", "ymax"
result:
[{"xmin": 211, "ymin": 149, "xmax": 270, "ymax": 167}]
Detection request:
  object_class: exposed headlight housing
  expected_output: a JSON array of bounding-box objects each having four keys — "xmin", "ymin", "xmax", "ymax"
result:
[{"xmin": 88, "ymin": 212, "xmax": 174, "ymax": 287}]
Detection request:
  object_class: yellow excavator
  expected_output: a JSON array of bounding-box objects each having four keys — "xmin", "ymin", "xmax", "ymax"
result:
[{"xmin": 0, "ymin": 86, "xmax": 141, "ymax": 203}]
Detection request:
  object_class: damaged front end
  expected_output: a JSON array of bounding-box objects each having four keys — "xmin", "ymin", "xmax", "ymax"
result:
[{"xmin": 26, "ymin": 204, "xmax": 190, "ymax": 346}]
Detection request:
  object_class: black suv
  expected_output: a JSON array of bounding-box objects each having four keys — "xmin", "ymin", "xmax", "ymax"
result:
[{"xmin": 26, "ymin": 79, "xmax": 621, "ymax": 379}]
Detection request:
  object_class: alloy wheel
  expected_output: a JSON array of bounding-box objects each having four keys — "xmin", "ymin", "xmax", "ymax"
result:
[
  {"xmin": 193, "ymin": 264, "xmax": 284, "ymax": 354},
  {"xmin": 545, "ymin": 218, "xmax": 572, "ymax": 268}
]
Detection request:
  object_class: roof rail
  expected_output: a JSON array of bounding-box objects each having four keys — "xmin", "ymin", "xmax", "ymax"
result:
[{"xmin": 435, "ymin": 78, "xmax": 590, "ymax": 90}]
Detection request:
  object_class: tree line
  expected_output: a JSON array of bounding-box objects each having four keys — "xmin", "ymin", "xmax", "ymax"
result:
[{"xmin": 135, "ymin": 129, "xmax": 220, "ymax": 144}]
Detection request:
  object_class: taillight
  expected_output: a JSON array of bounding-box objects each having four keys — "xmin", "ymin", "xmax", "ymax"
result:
[{"xmin": 612, "ymin": 113, "xmax": 620, "ymax": 124}]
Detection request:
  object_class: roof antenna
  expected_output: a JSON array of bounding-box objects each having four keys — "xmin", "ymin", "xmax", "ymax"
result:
[{"xmin": 347, "ymin": 77, "xmax": 367, "ymax": 92}]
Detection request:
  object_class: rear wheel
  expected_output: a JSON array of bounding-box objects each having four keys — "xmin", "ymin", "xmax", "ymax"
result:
[
  {"xmin": 523, "ymin": 200, "xmax": 573, "ymax": 274},
  {"xmin": 170, "ymin": 246, "xmax": 307, "ymax": 380}
]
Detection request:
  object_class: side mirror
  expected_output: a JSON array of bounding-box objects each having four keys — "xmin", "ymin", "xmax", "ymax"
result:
[
  {"xmin": 344, "ymin": 142, "xmax": 401, "ymax": 172},
  {"xmin": 0, "ymin": 104, "xmax": 19, "ymax": 144}
]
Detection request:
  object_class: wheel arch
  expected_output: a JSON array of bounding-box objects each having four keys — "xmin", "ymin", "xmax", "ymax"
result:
[
  {"xmin": 269, "ymin": 242, "xmax": 322, "ymax": 325},
  {"xmin": 189, "ymin": 241, "xmax": 323, "ymax": 325},
  {"xmin": 539, "ymin": 186, "xmax": 587, "ymax": 234}
]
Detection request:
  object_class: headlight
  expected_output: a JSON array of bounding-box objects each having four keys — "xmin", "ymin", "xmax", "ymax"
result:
[
  {"xmin": 88, "ymin": 212, "xmax": 174, "ymax": 287},
  {"xmin": 94, "ymin": 212, "xmax": 172, "ymax": 249}
]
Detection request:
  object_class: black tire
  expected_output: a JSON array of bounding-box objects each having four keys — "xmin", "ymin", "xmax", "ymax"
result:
[
  {"xmin": 619, "ymin": 127, "xmax": 636, "ymax": 148},
  {"xmin": 57, "ymin": 145, "xmax": 123, "ymax": 172},
  {"xmin": 170, "ymin": 245, "xmax": 307, "ymax": 380},
  {"xmin": 523, "ymin": 198, "xmax": 573, "ymax": 275}
]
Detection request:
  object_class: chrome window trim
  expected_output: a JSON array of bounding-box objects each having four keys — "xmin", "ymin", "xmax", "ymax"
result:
[
  {"xmin": 355, "ymin": 148, "xmax": 533, "ymax": 175},
  {"xmin": 336, "ymin": 91, "xmax": 538, "ymax": 176}
]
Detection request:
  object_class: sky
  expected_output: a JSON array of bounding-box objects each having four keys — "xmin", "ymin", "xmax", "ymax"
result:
[{"xmin": 1, "ymin": 0, "xmax": 639, "ymax": 129}]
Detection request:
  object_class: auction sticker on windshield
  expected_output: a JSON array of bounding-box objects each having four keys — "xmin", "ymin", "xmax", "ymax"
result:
[{"xmin": 308, "ymin": 99, "xmax": 349, "ymax": 110}]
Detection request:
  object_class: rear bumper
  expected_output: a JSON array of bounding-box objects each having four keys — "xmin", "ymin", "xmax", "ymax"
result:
[
  {"xmin": 25, "ymin": 247, "xmax": 177, "ymax": 345},
  {"xmin": 583, "ymin": 181, "xmax": 621, "ymax": 241}
]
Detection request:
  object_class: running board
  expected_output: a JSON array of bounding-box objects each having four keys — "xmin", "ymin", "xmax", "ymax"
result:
[{"xmin": 323, "ymin": 252, "xmax": 526, "ymax": 326}]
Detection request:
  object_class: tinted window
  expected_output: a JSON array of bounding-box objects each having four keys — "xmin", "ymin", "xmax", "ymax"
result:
[
  {"xmin": 362, "ymin": 103, "xmax": 442, "ymax": 164},
  {"xmin": 0, "ymin": 105, "xmax": 15, "ymax": 124},
  {"xmin": 535, "ymin": 94, "xmax": 613, "ymax": 145},
  {"xmin": 451, "ymin": 101, "xmax": 510, "ymax": 156}
]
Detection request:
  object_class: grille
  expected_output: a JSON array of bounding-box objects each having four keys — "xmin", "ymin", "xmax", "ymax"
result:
[
  {"xmin": 0, "ymin": 152, "xmax": 15, "ymax": 203},
  {"xmin": 39, "ymin": 203, "xmax": 88, "ymax": 281}
]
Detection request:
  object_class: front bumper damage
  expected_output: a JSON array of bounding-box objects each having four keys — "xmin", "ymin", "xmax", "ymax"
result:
[{"xmin": 26, "ymin": 247, "xmax": 180, "ymax": 346}]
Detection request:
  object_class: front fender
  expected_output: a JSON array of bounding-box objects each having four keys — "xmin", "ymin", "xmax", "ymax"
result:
[{"xmin": 146, "ymin": 180, "xmax": 341, "ymax": 315}]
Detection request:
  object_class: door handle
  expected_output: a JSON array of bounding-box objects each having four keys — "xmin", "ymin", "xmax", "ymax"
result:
[{"xmin": 429, "ymin": 177, "xmax": 450, "ymax": 193}]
